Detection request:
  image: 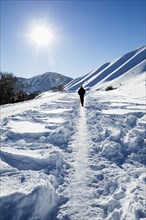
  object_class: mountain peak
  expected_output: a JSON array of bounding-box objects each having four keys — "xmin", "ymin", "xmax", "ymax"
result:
[{"xmin": 15, "ymin": 72, "xmax": 73, "ymax": 93}]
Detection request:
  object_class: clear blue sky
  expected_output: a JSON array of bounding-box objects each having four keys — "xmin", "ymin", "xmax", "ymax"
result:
[{"xmin": 1, "ymin": 0, "xmax": 145, "ymax": 79}]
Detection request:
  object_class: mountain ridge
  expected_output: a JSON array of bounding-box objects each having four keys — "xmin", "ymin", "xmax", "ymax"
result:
[
  {"xmin": 15, "ymin": 72, "xmax": 73, "ymax": 93},
  {"xmin": 65, "ymin": 45, "xmax": 146, "ymax": 92}
]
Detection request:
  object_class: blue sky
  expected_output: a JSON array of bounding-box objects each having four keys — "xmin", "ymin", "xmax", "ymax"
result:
[{"xmin": 1, "ymin": 0, "xmax": 145, "ymax": 79}]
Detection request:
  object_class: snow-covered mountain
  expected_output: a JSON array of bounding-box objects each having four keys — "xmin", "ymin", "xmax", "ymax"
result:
[
  {"xmin": 15, "ymin": 72, "xmax": 73, "ymax": 93},
  {"xmin": 65, "ymin": 45, "xmax": 146, "ymax": 92}
]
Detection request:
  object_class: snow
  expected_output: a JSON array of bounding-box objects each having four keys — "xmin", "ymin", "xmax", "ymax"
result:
[
  {"xmin": 7, "ymin": 120, "xmax": 49, "ymax": 133},
  {"xmin": 65, "ymin": 45, "xmax": 146, "ymax": 92},
  {"xmin": 1, "ymin": 91, "xmax": 60, "ymax": 120},
  {"xmin": 1, "ymin": 46, "xmax": 146, "ymax": 220},
  {"xmin": 15, "ymin": 72, "xmax": 72, "ymax": 94}
]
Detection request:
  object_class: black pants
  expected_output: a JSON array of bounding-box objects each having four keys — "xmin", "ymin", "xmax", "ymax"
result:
[{"xmin": 80, "ymin": 95, "xmax": 84, "ymax": 106}]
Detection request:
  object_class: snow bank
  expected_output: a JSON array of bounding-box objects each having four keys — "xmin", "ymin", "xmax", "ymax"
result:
[
  {"xmin": 84, "ymin": 90, "xmax": 146, "ymax": 220},
  {"xmin": 1, "ymin": 172, "xmax": 59, "ymax": 220},
  {"xmin": 1, "ymin": 92, "xmax": 79, "ymax": 219}
]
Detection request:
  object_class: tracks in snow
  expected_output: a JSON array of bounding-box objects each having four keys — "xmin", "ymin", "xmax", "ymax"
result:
[
  {"xmin": 1, "ymin": 92, "xmax": 145, "ymax": 220},
  {"xmin": 57, "ymin": 106, "xmax": 96, "ymax": 219},
  {"xmin": 55, "ymin": 93, "xmax": 146, "ymax": 220}
]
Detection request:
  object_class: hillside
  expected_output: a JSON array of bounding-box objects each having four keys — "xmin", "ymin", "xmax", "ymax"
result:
[
  {"xmin": 15, "ymin": 72, "xmax": 73, "ymax": 93},
  {"xmin": 65, "ymin": 45, "xmax": 146, "ymax": 93}
]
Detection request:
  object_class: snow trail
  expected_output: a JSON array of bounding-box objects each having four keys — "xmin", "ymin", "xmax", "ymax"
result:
[
  {"xmin": 57, "ymin": 106, "xmax": 95, "ymax": 219},
  {"xmin": 56, "ymin": 92, "xmax": 146, "ymax": 220},
  {"xmin": 1, "ymin": 91, "xmax": 146, "ymax": 220}
]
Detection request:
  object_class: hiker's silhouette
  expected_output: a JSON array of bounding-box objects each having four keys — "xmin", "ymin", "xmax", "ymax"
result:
[{"xmin": 78, "ymin": 86, "xmax": 86, "ymax": 106}]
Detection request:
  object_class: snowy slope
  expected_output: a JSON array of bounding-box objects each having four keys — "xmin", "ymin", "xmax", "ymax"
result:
[
  {"xmin": 1, "ymin": 79, "xmax": 146, "ymax": 220},
  {"xmin": 65, "ymin": 45, "xmax": 146, "ymax": 92},
  {"xmin": 15, "ymin": 72, "xmax": 72, "ymax": 93}
]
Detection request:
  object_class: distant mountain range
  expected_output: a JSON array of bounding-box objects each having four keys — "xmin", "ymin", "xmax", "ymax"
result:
[
  {"xmin": 15, "ymin": 72, "xmax": 73, "ymax": 93},
  {"xmin": 65, "ymin": 45, "xmax": 146, "ymax": 92},
  {"xmin": 14, "ymin": 45, "xmax": 146, "ymax": 94}
]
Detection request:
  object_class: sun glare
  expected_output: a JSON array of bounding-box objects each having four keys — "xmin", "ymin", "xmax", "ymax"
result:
[{"xmin": 28, "ymin": 21, "xmax": 55, "ymax": 47}]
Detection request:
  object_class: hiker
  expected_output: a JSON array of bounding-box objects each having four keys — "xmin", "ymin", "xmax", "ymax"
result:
[{"xmin": 78, "ymin": 86, "xmax": 86, "ymax": 106}]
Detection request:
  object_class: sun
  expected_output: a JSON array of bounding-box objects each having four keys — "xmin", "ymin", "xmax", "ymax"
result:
[{"xmin": 28, "ymin": 21, "xmax": 55, "ymax": 47}]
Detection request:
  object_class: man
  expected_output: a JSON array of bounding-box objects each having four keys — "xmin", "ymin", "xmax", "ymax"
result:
[{"xmin": 78, "ymin": 86, "xmax": 86, "ymax": 106}]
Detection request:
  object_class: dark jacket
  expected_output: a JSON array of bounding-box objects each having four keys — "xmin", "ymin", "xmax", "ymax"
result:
[{"xmin": 78, "ymin": 86, "xmax": 86, "ymax": 96}]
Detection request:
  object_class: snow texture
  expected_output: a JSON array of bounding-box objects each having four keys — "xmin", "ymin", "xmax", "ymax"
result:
[{"xmin": 0, "ymin": 45, "xmax": 146, "ymax": 220}]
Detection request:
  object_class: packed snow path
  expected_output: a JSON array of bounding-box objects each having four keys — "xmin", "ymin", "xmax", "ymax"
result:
[
  {"xmin": 55, "ymin": 92, "xmax": 146, "ymax": 220},
  {"xmin": 1, "ymin": 90, "xmax": 146, "ymax": 220},
  {"xmin": 57, "ymin": 106, "xmax": 95, "ymax": 219}
]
